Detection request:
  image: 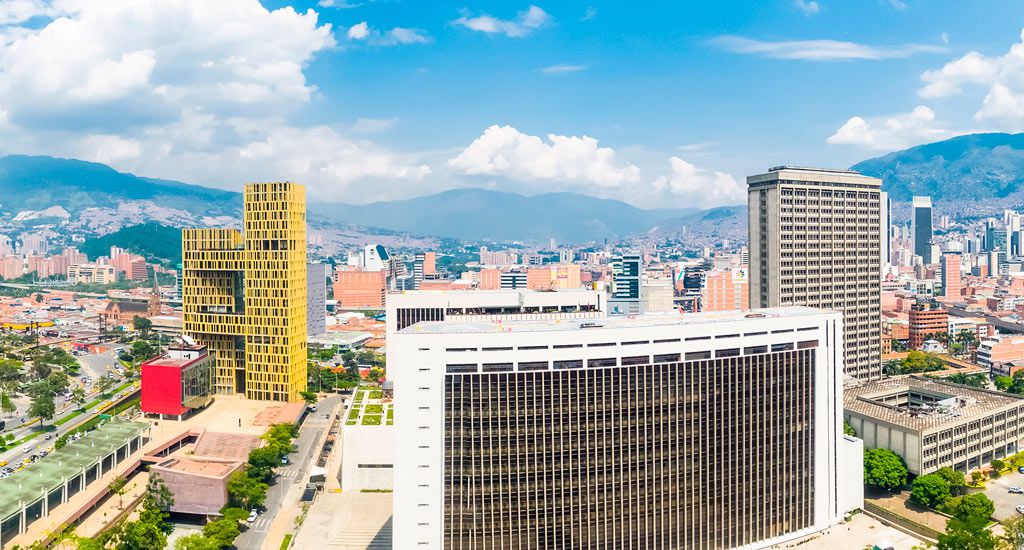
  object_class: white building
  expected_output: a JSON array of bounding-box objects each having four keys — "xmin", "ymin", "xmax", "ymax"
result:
[
  {"xmin": 385, "ymin": 288, "xmax": 603, "ymax": 335},
  {"xmin": 390, "ymin": 306, "xmax": 860, "ymax": 549}
]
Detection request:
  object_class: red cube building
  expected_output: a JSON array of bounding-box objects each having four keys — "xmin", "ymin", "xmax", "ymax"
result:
[{"xmin": 141, "ymin": 343, "xmax": 214, "ymax": 419}]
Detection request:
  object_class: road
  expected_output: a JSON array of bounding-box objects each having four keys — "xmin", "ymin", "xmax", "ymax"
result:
[
  {"xmin": 234, "ymin": 394, "xmax": 342, "ymax": 550},
  {"xmin": 0, "ymin": 381, "xmax": 137, "ymax": 470}
]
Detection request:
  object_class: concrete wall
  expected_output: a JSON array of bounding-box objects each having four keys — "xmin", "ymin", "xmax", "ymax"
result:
[
  {"xmin": 838, "ymin": 435, "xmax": 865, "ymax": 514},
  {"xmin": 341, "ymin": 424, "xmax": 394, "ymax": 492}
]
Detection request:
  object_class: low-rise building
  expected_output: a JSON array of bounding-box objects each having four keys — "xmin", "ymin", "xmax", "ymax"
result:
[
  {"xmin": 978, "ymin": 336, "xmax": 1024, "ymax": 377},
  {"xmin": 909, "ymin": 302, "xmax": 948, "ymax": 349},
  {"xmin": 67, "ymin": 263, "xmax": 117, "ymax": 285},
  {"xmin": 845, "ymin": 376, "xmax": 1024, "ymax": 475}
]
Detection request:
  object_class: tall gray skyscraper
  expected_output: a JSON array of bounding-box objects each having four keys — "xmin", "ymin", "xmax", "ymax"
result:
[
  {"xmin": 306, "ymin": 262, "xmax": 326, "ymax": 336},
  {"xmin": 912, "ymin": 196, "xmax": 933, "ymax": 264},
  {"xmin": 748, "ymin": 166, "xmax": 883, "ymax": 380},
  {"xmin": 880, "ymin": 191, "xmax": 891, "ymax": 267}
]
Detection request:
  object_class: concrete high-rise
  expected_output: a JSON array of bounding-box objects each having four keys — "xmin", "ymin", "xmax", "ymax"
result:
[
  {"xmin": 748, "ymin": 166, "xmax": 883, "ymax": 380},
  {"xmin": 880, "ymin": 191, "xmax": 891, "ymax": 267},
  {"xmin": 182, "ymin": 182, "xmax": 307, "ymax": 402},
  {"xmin": 912, "ymin": 196, "xmax": 933, "ymax": 264},
  {"xmin": 391, "ymin": 307, "xmax": 861, "ymax": 549},
  {"xmin": 940, "ymin": 253, "xmax": 962, "ymax": 301}
]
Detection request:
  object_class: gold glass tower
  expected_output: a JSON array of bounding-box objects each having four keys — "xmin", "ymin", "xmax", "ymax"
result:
[{"xmin": 181, "ymin": 182, "xmax": 308, "ymax": 402}]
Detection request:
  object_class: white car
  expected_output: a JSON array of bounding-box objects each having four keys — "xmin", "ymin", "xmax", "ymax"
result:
[
  {"xmin": 1017, "ymin": 505, "xmax": 1024, "ymax": 514},
  {"xmin": 1011, "ymin": 486, "xmax": 1024, "ymax": 494},
  {"xmin": 21, "ymin": 446, "xmax": 29, "ymax": 453},
  {"xmin": 247, "ymin": 509, "xmax": 258, "ymax": 523}
]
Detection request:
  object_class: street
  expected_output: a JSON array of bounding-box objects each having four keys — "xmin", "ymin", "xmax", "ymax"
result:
[{"xmin": 233, "ymin": 394, "xmax": 342, "ymax": 550}]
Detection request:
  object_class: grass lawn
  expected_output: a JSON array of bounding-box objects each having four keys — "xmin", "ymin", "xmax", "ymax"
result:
[
  {"xmin": 347, "ymin": 408, "xmax": 359, "ymax": 421},
  {"xmin": 368, "ymin": 390, "xmax": 383, "ymax": 400},
  {"xmin": 365, "ymin": 404, "xmax": 383, "ymax": 414},
  {"xmin": 354, "ymin": 390, "xmax": 365, "ymax": 403},
  {"xmin": 362, "ymin": 415, "xmax": 382, "ymax": 426},
  {"xmin": 53, "ymin": 410, "xmax": 83, "ymax": 427}
]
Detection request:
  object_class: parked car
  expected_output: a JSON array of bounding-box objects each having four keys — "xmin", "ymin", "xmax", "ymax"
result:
[
  {"xmin": 1018, "ymin": 466, "xmax": 1024, "ymax": 474},
  {"xmin": 1017, "ymin": 505, "xmax": 1024, "ymax": 514},
  {"xmin": 281, "ymin": 456, "xmax": 289, "ymax": 465},
  {"xmin": 1010, "ymin": 487, "xmax": 1024, "ymax": 494},
  {"xmin": 247, "ymin": 509, "xmax": 258, "ymax": 523},
  {"xmin": 43, "ymin": 434, "xmax": 52, "ymax": 440}
]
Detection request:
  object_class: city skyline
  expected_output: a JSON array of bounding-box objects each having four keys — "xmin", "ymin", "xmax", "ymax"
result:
[{"xmin": 1, "ymin": 1, "xmax": 1024, "ymax": 209}]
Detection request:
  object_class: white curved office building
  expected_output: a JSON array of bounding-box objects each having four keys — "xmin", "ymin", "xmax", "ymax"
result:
[{"xmin": 391, "ymin": 306, "xmax": 862, "ymax": 549}]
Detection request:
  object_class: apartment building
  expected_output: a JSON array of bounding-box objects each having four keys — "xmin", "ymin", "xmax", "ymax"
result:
[
  {"xmin": 307, "ymin": 263, "xmax": 327, "ymax": 336},
  {"xmin": 941, "ymin": 253, "xmax": 962, "ymax": 301},
  {"xmin": 846, "ymin": 376, "xmax": 1024, "ymax": 474},
  {"xmin": 748, "ymin": 166, "xmax": 883, "ymax": 380},
  {"xmin": 978, "ymin": 336, "xmax": 1024, "ymax": 377},
  {"xmin": 390, "ymin": 306, "xmax": 860, "ymax": 549},
  {"xmin": 334, "ymin": 268, "xmax": 387, "ymax": 309},
  {"xmin": 181, "ymin": 182, "xmax": 307, "ymax": 402},
  {"xmin": 701, "ymin": 267, "xmax": 749, "ymax": 311}
]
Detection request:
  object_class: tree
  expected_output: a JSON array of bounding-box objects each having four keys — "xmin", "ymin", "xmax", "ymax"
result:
[
  {"xmin": 132, "ymin": 316, "xmax": 152, "ymax": 336},
  {"xmin": 110, "ymin": 475, "xmax": 129, "ymax": 510},
  {"xmin": 47, "ymin": 371, "xmax": 69, "ymax": 394},
  {"xmin": 911, "ymin": 473, "xmax": 951, "ymax": 508},
  {"xmin": 131, "ymin": 340, "xmax": 157, "ymax": 363},
  {"xmin": 71, "ymin": 386, "xmax": 86, "ymax": 410},
  {"xmin": 97, "ymin": 375, "xmax": 116, "ymax": 396},
  {"xmin": 992, "ymin": 458, "xmax": 1006, "ymax": 473},
  {"xmin": 935, "ymin": 466, "xmax": 966, "ymax": 496},
  {"xmin": 0, "ymin": 390, "xmax": 15, "ymax": 417},
  {"xmin": 937, "ymin": 515, "xmax": 997, "ymax": 550},
  {"xmin": 139, "ymin": 473, "xmax": 175, "ymax": 534},
  {"xmin": 864, "ymin": 448, "xmax": 908, "ymax": 492},
  {"xmin": 1002, "ymin": 513, "xmax": 1024, "ymax": 550},
  {"xmin": 226, "ymin": 470, "xmax": 268, "ymax": 510},
  {"xmin": 175, "ymin": 534, "xmax": 221, "ymax": 550},
  {"xmin": 113, "ymin": 519, "xmax": 167, "ymax": 550},
  {"xmin": 300, "ymin": 390, "xmax": 317, "ymax": 404},
  {"xmin": 0, "ymin": 359, "xmax": 21, "ymax": 382},
  {"xmin": 202, "ymin": 517, "xmax": 241, "ymax": 549},
  {"xmin": 246, "ymin": 446, "xmax": 280, "ymax": 483},
  {"xmin": 29, "ymin": 391, "xmax": 55, "ymax": 426},
  {"xmin": 971, "ymin": 471, "xmax": 984, "ymax": 485},
  {"xmin": 950, "ymin": 493, "xmax": 995, "ymax": 523}
]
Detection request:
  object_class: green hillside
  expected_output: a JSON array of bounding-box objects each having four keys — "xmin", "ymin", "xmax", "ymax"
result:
[{"xmin": 80, "ymin": 223, "xmax": 182, "ymax": 265}]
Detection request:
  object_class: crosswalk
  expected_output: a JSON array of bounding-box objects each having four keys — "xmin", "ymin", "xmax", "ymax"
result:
[
  {"xmin": 250, "ymin": 517, "xmax": 272, "ymax": 532},
  {"xmin": 278, "ymin": 466, "xmax": 299, "ymax": 479}
]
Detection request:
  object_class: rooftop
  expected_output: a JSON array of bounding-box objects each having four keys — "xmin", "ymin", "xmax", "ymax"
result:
[
  {"xmin": 153, "ymin": 457, "xmax": 238, "ymax": 478},
  {"xmin": 845, "ymin": 376, "xmax": 1024, "ymax": 432},
  {"xmin": 0, "ymin": 420, "xmax": 148, "ymax": 520},
  {"xmin": 191, "ymin": 431, "xmax": 261, "ymax": 461},
  {"xmin": 399, "ymin": 306, "xmax": 830, "ymax": 335}
]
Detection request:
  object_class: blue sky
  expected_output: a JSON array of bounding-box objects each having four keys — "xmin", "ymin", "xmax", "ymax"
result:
[{"xmin": 1, "ymin": 0, "xmax": 1023, "ymax": 208}]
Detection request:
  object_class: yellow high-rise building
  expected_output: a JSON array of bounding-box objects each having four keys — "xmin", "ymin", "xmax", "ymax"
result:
[{"xmin": 181, "ymin": 182, "xmax": 307, "ymax": 402}]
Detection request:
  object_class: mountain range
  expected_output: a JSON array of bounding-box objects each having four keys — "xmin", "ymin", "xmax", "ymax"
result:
[
  {"xmin": 852, "ymin": 132, "xmax": 1024, "ymax": 201},
  {"xmin": 311, "ymin": 189, "xmax": 694, "ymax": 242},
  {"xmin": 6, "ymin": 132, "xmax": 1024, "ymax": 248}
]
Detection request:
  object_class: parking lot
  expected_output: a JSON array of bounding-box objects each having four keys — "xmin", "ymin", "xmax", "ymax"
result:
[{"xmin": 979, "ymin": 468, "xmax": 1024, "ymax": 521}]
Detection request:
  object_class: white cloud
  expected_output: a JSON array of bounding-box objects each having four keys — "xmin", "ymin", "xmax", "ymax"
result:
[
  {"xmin": 940, "ymin": 32, "xmax": 950, "ymax": 45},
  {"xmin": 79, "ymin": 134, "xmax": 142, "ymax": 164},
  {"xmin": 541, "ymin": 63, "xmax": 587, "ymax": 74},
  {"xmin": 318, "ymin": 0, "xmax": 361, "ymax": 8},
  {"xmin": 0, "ymin": 0, "xmax": 335, "ymax": 130},
  {"xmin": 0, "ymin": 0, "xmax": 65, "ymax": 25},
  {"xmin": 794, "ymin": 0, "xmax": 820, "ymax": 16},
  {"xmin": 345, "ymin": 21, "xmax": 430, "ymax": 46},
  {"xmin": 887, "ymin": 0, "xmax": 907, "ymax": 10},
  {"xmin": 827, "ymin": 106, "xmax": 955, "ymax": 151},
  {"xmin": 453, "ymin": 5, "xmax": 551, "ymax": 38},
  {"xmin": 347, "ymin": 21, "xmax": 369, "ymax": 40},
  {"xmin": 448, "ymin": 125, "xmax": 640, "ymax": 187},
  {"xmin": 652, "ymin": 157, "xmax": 745, "ymax": 209},
  {"xmin": 351, "ymin": 117, "xmax": 398, "ymax": 133},
  {"xmin": 581, "ymin": 7, "xmax": 597, "ymax": 21},
  {"xmin": 712, "ymin": 36, "xmax": 945, "ymax": 61},
  {"xmin": 916, "ymin": 28, "xmax": 1024, "ymax": 128}
]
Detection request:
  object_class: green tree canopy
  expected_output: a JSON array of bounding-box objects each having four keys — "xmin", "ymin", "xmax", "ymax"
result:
[
  {"xmin": 113, "ymin": 518, "xmax": 167, "ymax": 550},
  {"xmin": 911, "ymin": 473, "xmax": 951, "ymax": 508},
  {"xmin": 29, "ymin": 391, "xmax": 55, "ymax": 425},
  {"xmin": 864, "ymin": 448, "xmax": 908, "ymax": 492},
  {"xmin": 202, "ymin": 517, "xmax": 241, "ymax": 549},
  {"xmin": 935, "ymin": 466, "xmax": 966, "ymax": 496},
  {"xmin": 937, "ymin": 515, "xmax": 996, "ymax": 550},
  {"xmin": 950, "ymin": 493, "xmax": 995, "ymax": 523},
  {"xmin": 246, "ymin": 446, "xmax": 280, "ymax": 483},
  {"xmin": 226, "ymin": 470, "xmax": 268, "ymax": 510}
]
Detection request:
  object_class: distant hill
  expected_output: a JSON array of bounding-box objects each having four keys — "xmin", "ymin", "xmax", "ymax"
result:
[
  {"xmin": 852, "ymin": 133, "xmax": 1024, "ymax": 201},
  {"xmin": 651, "ymin": 205, "xmax": 748, "ymax": 241},
  {"xmin": 80, "ymin": 223, "xmax": 183, "ymax": 265},
  {"xmin": 313, "ymin": 188, "xmax": 696, "ymax": 242},
  {"xmin": 0, "ymin": 155, "xmax": 240, "ymax": 216}
]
